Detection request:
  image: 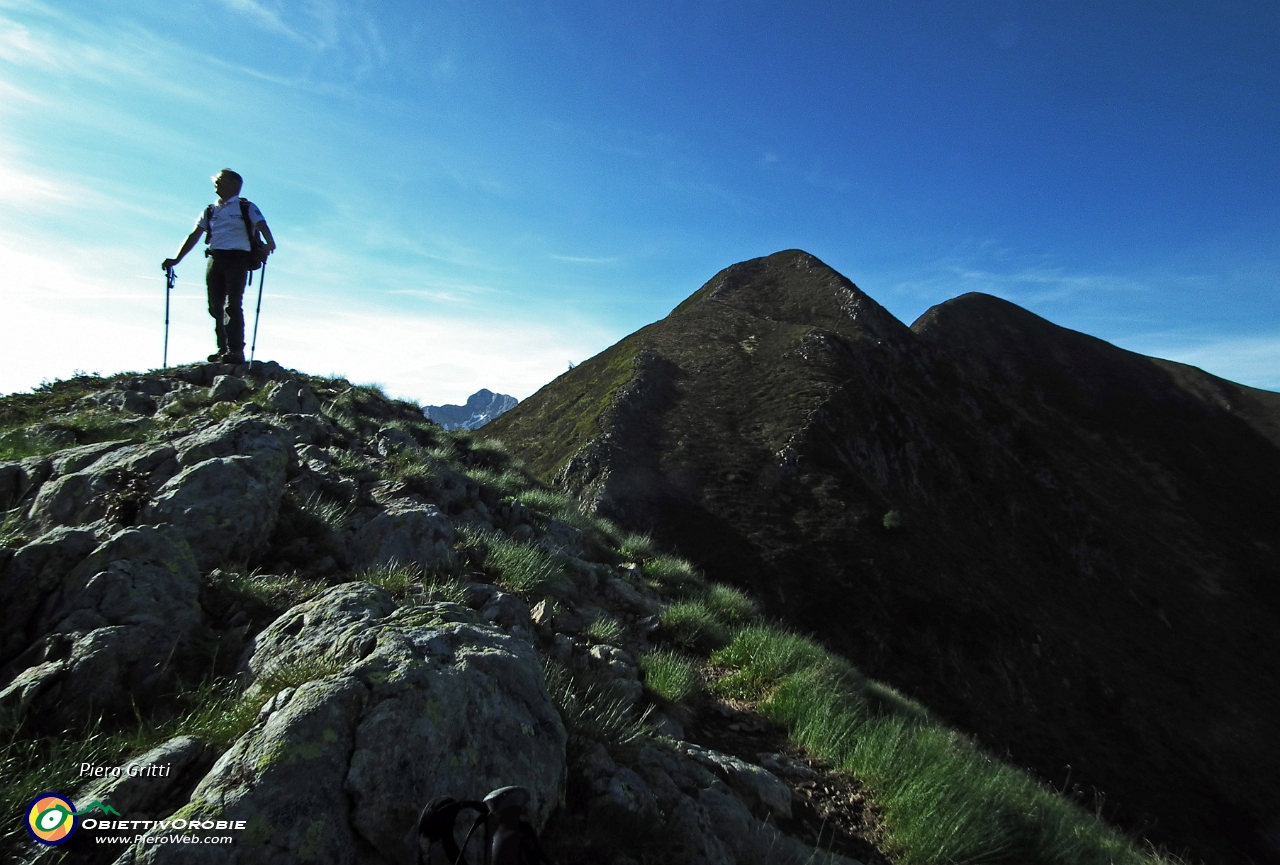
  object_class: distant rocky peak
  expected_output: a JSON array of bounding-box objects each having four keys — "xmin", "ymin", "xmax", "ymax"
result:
[
  {"xmin": 675, "ymin": 249, "xmax": 913, "ymax": 347},
  {"xmin": 424, "ymin": 389, "xmax": 519, "ymax": 430}
]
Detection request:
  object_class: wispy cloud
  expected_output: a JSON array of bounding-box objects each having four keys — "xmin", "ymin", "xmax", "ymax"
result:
[{"xmin": 219, "ymin": 0, "xmax": 306, "ymax": 42}]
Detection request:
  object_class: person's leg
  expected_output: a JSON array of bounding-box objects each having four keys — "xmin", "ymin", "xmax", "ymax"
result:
[
  {"xmin": 206, "ymin": 255, "xmax": 228, "ymax": 360},
  {"xmin": 222, "ymin": 256, "xmax": 249, "ymax": 362}
]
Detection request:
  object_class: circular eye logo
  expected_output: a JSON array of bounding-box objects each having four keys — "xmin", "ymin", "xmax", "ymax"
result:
[{"xmin": 27, "ymin": 794, "xmax": 76, "ymax": 845}]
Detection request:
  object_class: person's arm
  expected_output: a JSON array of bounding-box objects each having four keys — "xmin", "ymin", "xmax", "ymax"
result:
[
  {"xmin": 162, "ymin": 227, "xmax": 204, "ymax": 271},
  {"xmin": 254, "ymin": 221, "xmax": 277, "ymax": 254}
]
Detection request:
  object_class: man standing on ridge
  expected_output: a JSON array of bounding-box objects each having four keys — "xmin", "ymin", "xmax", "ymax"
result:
[{"xmin": 162, "ymin": 169, "xmax": 276, "ymax": 363}]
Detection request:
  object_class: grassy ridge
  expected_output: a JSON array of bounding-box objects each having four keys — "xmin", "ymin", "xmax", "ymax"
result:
[{"xmin": 710, "ymin": 624, "xmax": 1180, "ymax": 865}]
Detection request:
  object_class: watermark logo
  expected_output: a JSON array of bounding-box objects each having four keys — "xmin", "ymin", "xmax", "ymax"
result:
[{"xmin": 26, "ymin": 795, "xmax": 121, "ymax": 846}]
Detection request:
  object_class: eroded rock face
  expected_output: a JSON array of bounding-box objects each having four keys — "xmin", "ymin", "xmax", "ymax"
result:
[
  {"xmin": 27, "ymin": 442, "xmax": 177, "ymax": 530},
  {"xmin": 0, "ymin": 525, "xmax": 203, "ymax": 730},
  {"xmin": 144, "ymin": 417, "xmax": 293, "ymax": 570},
  {"xmin": 575, "ymin": 741, "xmax": 858, "ymax": 865},
  {"xmin": 0, "ymin": 526, "xmax": 99, "ymax": 666},
  {"xmin": 348, "ymin": 505, "xmax": 457, "ymax": 573},
  {"xmin": 120, "ymin": 583, "xmax": 567, "ymax": 864}
]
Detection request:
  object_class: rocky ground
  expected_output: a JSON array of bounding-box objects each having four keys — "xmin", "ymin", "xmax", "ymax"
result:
[{"xmin": 0, "ymin": 361, "xmax": 891, "ymax": 865}]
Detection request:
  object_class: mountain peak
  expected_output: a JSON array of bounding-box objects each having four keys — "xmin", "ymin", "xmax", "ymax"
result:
[{"xmin": 673, "ymin": 249, "xmax": 913, "ymax": 346}]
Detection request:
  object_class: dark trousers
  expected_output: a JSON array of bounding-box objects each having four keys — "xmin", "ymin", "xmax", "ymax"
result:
[{"xmin": 206, "ymin": 250, "xmax": 250, "ymax": 354}]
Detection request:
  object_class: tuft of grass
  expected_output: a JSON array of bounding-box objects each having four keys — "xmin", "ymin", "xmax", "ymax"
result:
[
  {"xmin": 209, "ymin": 568, "xmax": 328, "ymax": 612},
  {"xmin": 583, "ymin": 613, "xmax": 626, "ymax": 646},
  {"xmin": 459, "ymin": 524, "xmax": 568, "ymax": 598},
  {"xmin": 701, "ymin": 582, "xmax": 759, "ymax": 624},
  {"xmin": 1, "ymin": 509, "xmax": 33, "ymax": 550},
  {"xmin": 356, "ymin": 561, "xmax": 469, "ymax": 602},
  {"xmin": 467, "ymin": 467, "xmax": 536, "ymax": 500},
  {"xmin": 618, "ymin": 532, "xmax": 659, "ymax": 563},
  {"xmin": 421, "ymin": 570, "xmax": 470, "ymax": 605},
  {"xmin": 357, "ymin": 562, "xmax": 422, "ymax": 597},
  {"xmin": 542, "ymin": 658, "xmax": 654, "ymax": 759},
  {"xmin": 0, "ymin": 427, "xmax": 71, "ymax": 461},
  {"xmin": 300, "ymin": 491, "xmax": 355, "ymax": 532},
  {"xmin": 644, "ymin": 554, "xmax": 704, "ymax": 594},
  {"xmin": 711, "ymin": 625, "xmax": 1171, "ymax": 865},
  {"xmin": 660, "ymin": 598, "xmax": 732, "ymax": 650},
  {"xmin": 160, "ymin": 390, "xmax": 213, "ymax": 418},
  {"xmin": 329, "ymin": 448, "xmax": 370, "ymax": 476},
  {"xmin": 710, "ymin": 623, "xmax": 834, "ymax": 701},
  {"xmin": 639, "ymin": 649, "xmax": 702, "ymax": 703}
]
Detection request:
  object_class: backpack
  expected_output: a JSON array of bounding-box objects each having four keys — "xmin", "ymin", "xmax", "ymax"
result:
[{"xmin": 204, "ymin": 200, "xmax": 268, "ymax": 270}]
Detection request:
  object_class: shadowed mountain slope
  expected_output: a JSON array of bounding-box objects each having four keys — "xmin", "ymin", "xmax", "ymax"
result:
[{"xmin": 485, "ymin": 249, "xmax": 1280, "ymax": 865}]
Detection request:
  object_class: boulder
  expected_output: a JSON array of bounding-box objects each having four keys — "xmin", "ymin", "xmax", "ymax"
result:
[
  {"xmin": 0, "ymin": 525, "xmax": 203, "ymax": 730},
  {"xmin": 262, "ymin": 380, "xmax": 322, "ymax": 415},
  {"xmin": 121, "ymin": 583, "xmax": 566, "ymax": 864},
  {"xmin": 208, "ymin": 375, "xmax": 249, "ymax": 403},
  {"xmin": 349, "ymin": 504, "xmax": 456, "ymax": 573},
  {"xmin": 0, "ymin": 461, "xmax": 27, "ymax": 510},
  {"xmin": 0, "ymin": 526, "xmax": 99, "ymax": 666},
  {"xmin": 28, "ymin": 443, "xmax": 178, "ymax": 530},
  {"xmin": 146, "ymin": 456, "xmax": 283, "ymax": 571},
  {"xmin": 677, "ymin": 742, "xmax": 793, "ymax": 819},
  {"xmin": 172, "ymin": 416, "xmax": 292, "ymax": 480}
]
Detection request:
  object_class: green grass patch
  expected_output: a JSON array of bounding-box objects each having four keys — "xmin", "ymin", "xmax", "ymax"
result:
[
  {"xmin": 467, "ymin": 467, "xmax": 537, "ymax": 500},
  {"xmin": 459, "ymin": 525, "xmax": 568, "ymax": 598},
  {"xmin": 711, "ymin": 626, "xmax": 1172, "ymax": 865},
  {"xmin": 583, "ymin": 613, "xmax": 626, "ymax": 646},
  {"xmin": 639, "ymin": 649, "xmax": 702, "ymax": 703},
  {"xmin": 542, "ymin": 658, "xmax": 654, "ymax": 760},
  {"xmin": 357, "ymin": 562, "xmax": 422, "ymax": 597},
  {"xmin": 356, "ymin": 562, "xmax": 467, "ymax": 601},
  {"xmin": 300, "ymin": 491, "xmax": 355, "ymax": 533},
  {"xmin": 1, "ymin": 509, "xmax": 33, "ymax": 550},
  {"xmin": 701, "ymin": 583, "xmax": 759, "ymax": 624},
  {"xmin": 0, "ymin": 373, "xmax": 113, "ymax": 432},
  {"xmin": 643, "ymin": 554, "xmax": 704, "ymax": 594},
  {"xmin": 660, "ymin": 598, "xmax": 732, "ymax": 650},
  {"xmin": 618, "ymin": 532, "xmax": 659, "ymax": 563},
  {"xmin": 207, "ymin": 568, "xmax": 328, "ymax": 612}
]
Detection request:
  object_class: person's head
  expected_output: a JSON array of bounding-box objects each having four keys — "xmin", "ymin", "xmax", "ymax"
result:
[{"xmin": 213, "ymin": 169, "xmax": 243, "ymax": 200}]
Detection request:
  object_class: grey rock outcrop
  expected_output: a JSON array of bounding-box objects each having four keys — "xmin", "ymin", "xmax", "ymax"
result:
[
  {"xmin": 145, "ymin": 417, "xmax": 292, "ymax": 570},
  {"xmin": 120, "ymin": 583, "xmax": 566, "ymax": 864},
  {"xmin": 348, "ymin": 504, "xmax": 457, "ymax": 573},
  {"xmin": 577, "ymin": 741, "xmax": 861, "ymax": 865},
  {"xmin": 27, "ymin": 442, "xmax": 176, "ymax": 530},
  {"xmin": 0, "ymin": 525, "xmax": 203, "ymax": 729}
]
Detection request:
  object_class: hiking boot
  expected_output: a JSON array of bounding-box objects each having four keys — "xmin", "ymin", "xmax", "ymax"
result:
[
  {"xmin": 222, "ymin": 351, "xmax": 246, "ymax": 364},
  {"xmin": 208, "ymin": 353, "xmax": 223, "ymax": 362}
]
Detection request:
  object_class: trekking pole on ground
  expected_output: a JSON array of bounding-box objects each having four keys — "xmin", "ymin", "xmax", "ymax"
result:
[
  {"xmin": 164, "ymin": 266, "xmax": 175, "ymax": 368},
  {"xmin": 249, "ymin": 259, "xmax": 266, "ymax": 363}
]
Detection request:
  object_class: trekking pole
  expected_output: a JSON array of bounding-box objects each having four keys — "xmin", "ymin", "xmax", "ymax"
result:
[
  {"xmin": 249, "ymin": 258, "xmax": 266, "ymax": 363},
  {"xmin": 164, "ymin": 266, "xmax": 175, "ymax": 368}
]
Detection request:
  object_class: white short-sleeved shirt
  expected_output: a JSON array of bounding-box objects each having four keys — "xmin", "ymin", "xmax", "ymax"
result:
[{"xmin": 196, "ymin": 196, "xmax": 266, "ymax": 251}]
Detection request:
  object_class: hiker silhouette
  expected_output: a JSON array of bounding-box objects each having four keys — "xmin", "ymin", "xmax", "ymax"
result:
[
  {"xmin": 162, "ymin": 168, "xmax": 276, "ymax": 364},
  {"xmin": 417, "ymin": 786, "xmax": 555, "ymax": 865}
]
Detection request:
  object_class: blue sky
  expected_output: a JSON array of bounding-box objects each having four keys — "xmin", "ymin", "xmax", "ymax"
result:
[{"xmin": 2, "ymin": 0, "xmax": 1278, "ymax": 405}]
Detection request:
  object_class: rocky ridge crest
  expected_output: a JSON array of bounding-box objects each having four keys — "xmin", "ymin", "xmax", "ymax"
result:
[{"xmin": 0, "ymin": 361, "xmax": 879, "ymax": 865}]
